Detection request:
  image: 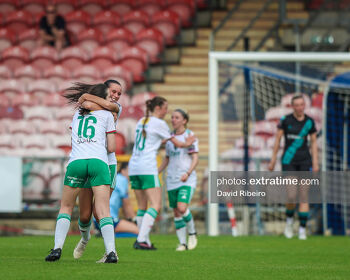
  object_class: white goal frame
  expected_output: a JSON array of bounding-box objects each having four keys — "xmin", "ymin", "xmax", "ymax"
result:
[{"xmin": 208, "ymin": 52, "xmax": 350, "ymax": 236}]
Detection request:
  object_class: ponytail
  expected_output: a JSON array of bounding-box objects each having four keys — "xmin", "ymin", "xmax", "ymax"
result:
[{"xmin": 142, "ymin": 96, "xmax": 167, "ymax": 138}]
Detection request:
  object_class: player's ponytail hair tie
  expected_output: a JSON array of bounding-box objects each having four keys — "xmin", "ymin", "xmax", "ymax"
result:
[{"xmin": 175, "ymin": 108, "xmax": 189, "ymax": 123}]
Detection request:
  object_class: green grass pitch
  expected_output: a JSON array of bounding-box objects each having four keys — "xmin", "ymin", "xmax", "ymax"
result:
[{"xmin": 0, "ymin": 235, "xmax": 349, "ymax": 280}]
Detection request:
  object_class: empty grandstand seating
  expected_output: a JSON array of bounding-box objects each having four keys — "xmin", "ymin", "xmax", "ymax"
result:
[
  {"xmin": 123, "ymin": 10, "xmax": 150, "ymax": 35},
  {"xmin": 21, "ymin": 0, "xmax": 46, "ymax": 14},
  {"xmin": 119, "ymin": 46, "xmax": 148, "ymax": 82},
  {"xmin": 59, "ymin": 45, "xmax": 88, "ymax": 70},
  {"xmin": 5, "ymin": 10, "xmax": 33, "ymax": 34},
  {"xmin": 30, "ymin": 46, "xmax": 59, "ymax": 70},
  {"xmin": 106, "ymin": 27, "xmax": 134, "ymax": 52},
  {"xmin": 93, "ymin": 10, "xmax": 122, "ymax": 36},
  {"xmin": 90, "ymin": 46, "xmax": 120, "ymax": 70},
  {"xmin": 14, "ymin": 65, "xmax": 41, "ymax": 83},
  {"xmin": 18, "ymin": 28, "xmax": 40, "ymax": 51},
  {"xmin": 135, "ymin": 28, "xmax": 164, "ymax": 63},
  {"xmin": 0, "ymin": 28, "xmax": 16, "ymax": 52},
  {"xmin": 0, "ymin": 0, "xmax": 202, "ymax": 161},
  {"xmin": 2, "ymin": 46, "xmax": 29, "ymax": 71}
]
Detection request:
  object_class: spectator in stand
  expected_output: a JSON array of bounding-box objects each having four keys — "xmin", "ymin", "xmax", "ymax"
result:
[{"xmin": 38, "ymin": 4, "xmax": 70, "ymax": 51}]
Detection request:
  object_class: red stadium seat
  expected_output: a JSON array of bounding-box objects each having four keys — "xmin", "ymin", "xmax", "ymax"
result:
[
  {"xmin": 0, "ymin": 28, "xmax": 16, "ymax": 53},
  {"xmin": 11, "ymin": 92, "xmax": 40, "ymax": 107},
  {"xmin": 0, "ymin": 1, "xmax": 18, "ymax": 15},
  {"xmin": 7, "ymin": 119, "xmax": 35, "ymax": 135},
  {"xmin": 5, "ymin": 10, "xmax": 33, "ymax": 33},
  {"xmin": 20, "ymin": 0, "xmax": 45, "ymax": 14},
  {"xmin": 0, "ymin": 65, "xmax": 12, "ymax": 79},
  {"xmin": 14, "ymin": 65, "xmax": 42, "ymax": 84},
  {"xmin": 103, "ymin": 65, "xmax": 133, "ymax": 91},
  {"xmin": 18, "ymin": 28, "xmax": 39, "ymax": 51},
  {"xmin": 55, "ymin": 106, "xmax": 75, "ymax": 121},
  {"xmin": 106, "ymin": 27, "xmax": 134, "ymax": 52},
  {"xmin": 57, "ymin": 79, "xmax": 75, "ymax": 93},
  {"xmin": 120, "ymin": 105, "xmax": 144, "ymax": 120},
  {"xmin": 21, "ymin": 134, "xmax": 49, "ymax": 149},
  {"xmin": 166, "ymin": 0, "xmax": 195, "ymax": 27},
  {"xmin": 23, "ymin": 105, "xmax": 53, "ymax": 121},
  {"xmin": 0, "ymin": 134, "xmax": 18, "ymax": 149},
  {"xmin": 93, "ymin": 10, "xmax": 122, "ymax": 36},
  {"xmin": 1, "ymin": 46, "xmax": 29, "ymax": 71},
  {"xmin": 115, "ymin": 132, "xmax": 126, "ymax": 154},
  {"xmin": 50, "ymin": 134, "xmax": 71, "ymax": 154},
  {"xmin": 0, "ymin": 105, "xmax": 24, "ymax": 120},
  {"xmin": 77, "ymin": 28, "xmax": 104, "ymax": 55},
  {"xmin": 119, "ymin": 46, "xmax": 148, "ymax": 83},
  {"xmin": 152, "ymin": 10, "xmax": 180, "ymax": 45},
  {"xmin": 43, "ymin": 65, "xmax": 71, "ymax": 83},
  {"xmin": 72, "ymin": 65, "xmax": 100, "ymax": 82},
  {"xmin": 235, "ymin": 136, "xmax": 265, "ymax": 151},
  {"xmin": 130, "ymin": 91, "xmax": 157, "ymax": 106},
  {"xmin": 311, "ymin": 92, "xmax": 323, "ymax": 108},
  {"xmin": 123, "ymin": 10, "xmax": 150, "ymax": 35},
  {"xmin": 0, "ymin": 79, "xmax": 26, "ymax": 96},
  {"xmin": 136, "ymin": 0, "xmax": 166, "ymax": 16},
  {"xmin": 59, "ymin": 46, "xmax": 89, "ymax": 71},
  {"xmin": 37, "ymin": 119, "xmax": 67, "ymax": 134},
  {"xmin": 117, "ymin": 118, "xmax": 137, "ymax": 144},
  {"xmin": 76, "ymin": 0, "xmax": 104, "ymax": 15},
  {"xmin": 253, "ymin": 121, "xmax": 277, "ymax": 140},
  {"xmin": 65, "ymin": 10, "xmax": 90, "ymax": 36},
  {"xmin": 107, "ymin": 0, "xmax": 134, "ymax": 15},
  {"xmin": 135, "ymin": 28, "xmax": 164, "ymax": 63},
  {"xmin": 90, "ymin": 46, "xmax": 120, "ymax": 70},
  {"xmin": 197, "ymin": 0, "xmax": 209, "ymax": 9},
  {"xmin": 27, "ymin": 79, "xmax": 57, "ymax": 98},
  {"xmin": 30, "ymin": 46, "xmax": 59, "ymax": 70},
  {"xmin": 51, "ymin": 0, "xmax": 76, "ymax": 15},
  {"xmin": 0, "ymin": 94, "xmax": 11, "ymax": 107},
  {"xmin": 41, "ymin": 92, "xmax": 67, "ymax": 107},
  {"xmin": 118, "ymin": 93, "xmax": 131, "ymax": 107}
]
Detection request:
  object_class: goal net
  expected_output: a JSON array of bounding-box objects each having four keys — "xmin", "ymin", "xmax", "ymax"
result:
[{"xmin": 208, "ymin": 52, "xmax": 350, "ymax": 236}]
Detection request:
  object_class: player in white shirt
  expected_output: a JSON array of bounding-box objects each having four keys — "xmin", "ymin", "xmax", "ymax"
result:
[
  {"xmin": 130, "ymin": 96, "xmax": 196, "ymax": 250},
  {"xmin": 45, "ymin": 83, "xmax": 118, "ymax": 263},
  {"xmin": 158, "ymin": 109, "xmax": 199, "ymax": 251},
  {"xmin": 70, "ymin": 80, "xmax": 124, "ymax": 262}
]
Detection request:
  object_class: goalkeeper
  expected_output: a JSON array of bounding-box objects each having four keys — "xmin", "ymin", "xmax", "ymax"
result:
[{"xmin": 268, "ymin": 94, "xmax": 319, "ymax": 240}]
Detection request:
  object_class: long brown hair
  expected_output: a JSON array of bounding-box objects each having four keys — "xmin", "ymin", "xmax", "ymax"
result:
[
  {"xmin": 142, "ymin": 96, "xmax": 167, "ymax": 137},
  {"xmin": 64, "ymin": 82, "xmax": 108, "ymax": 115}
]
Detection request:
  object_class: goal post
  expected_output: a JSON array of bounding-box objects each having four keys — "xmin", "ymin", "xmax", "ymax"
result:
[{"xmin": 208, "ymin": 52, "xmax": 350, "ymax": 236}]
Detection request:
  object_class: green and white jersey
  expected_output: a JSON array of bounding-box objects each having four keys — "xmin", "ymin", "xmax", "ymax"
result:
[
  {"xmin": 165, "ymin": 129, "xmax": 199, "ymax": 191},
  {"xmin": 129, "ymin": 116, "xmax": 171, "ymax": 176},
  {"xmin": 108, "ymin": 103, "xmax": 122, "ymax": 165},
  {"xmin": 69, "ymin": 110, "xmax": 116, "ymax": 165}
]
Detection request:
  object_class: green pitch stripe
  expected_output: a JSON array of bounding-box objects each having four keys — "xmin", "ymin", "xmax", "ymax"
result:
[
  {"xmin": 100, "ymin": 217, "xmax": 113, "ymax": 228},
  {"xmin": 174, "ymin": 218, "xmax": 186, "ymax": 229},
  {"xmin": 57, "ymin": 213, "xmax": 71, "ymax": 221},
  {"xmin": 146, "ymin": 208, "xmax": 158, "ymax": 219}
]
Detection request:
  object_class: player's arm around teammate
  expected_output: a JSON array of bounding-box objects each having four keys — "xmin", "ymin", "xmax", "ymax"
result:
[
  {"xmin": 45, "ymin": 83, "xmax": 118, "ymax": 263},
  {"xmin": 159, "ymin": 109, "xmax": 199, "ymax": 251}
]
